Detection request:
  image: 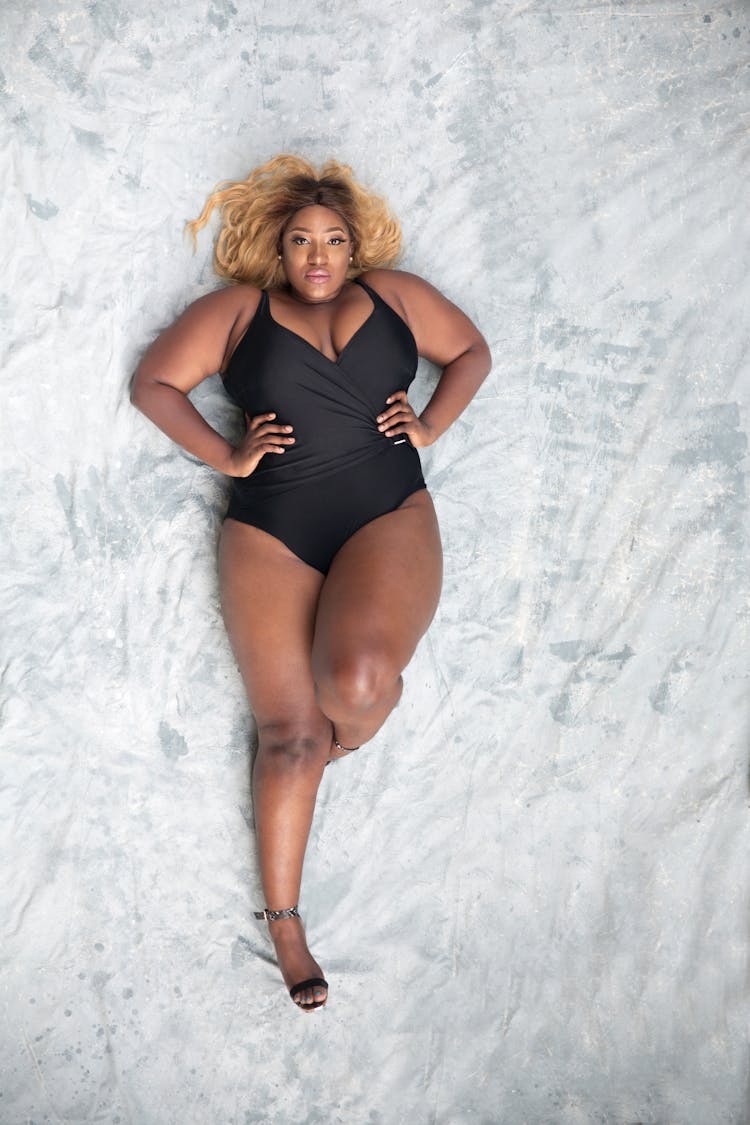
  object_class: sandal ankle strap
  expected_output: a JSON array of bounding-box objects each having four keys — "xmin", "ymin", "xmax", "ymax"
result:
[
  {"xmin": 333, "ymin": 737, "xmax": 360, "ymax": 753},
  {"xmin": 254, "ymin": 905, "xmax": 300, "ymax": 922}
]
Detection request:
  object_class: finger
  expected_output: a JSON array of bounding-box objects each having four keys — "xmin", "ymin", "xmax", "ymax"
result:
[
  {"xmin": 377, "ymin": 392, "xmax": 408, "ymax": 416},
  {"xmin": 257, "ymin": 442, "xmax": 289, "ymax": 454},
  {"xmin": 249, "ymin": 412, "xmax": 278, "ymax": 431},
  {"xmin": 246, "ymin": 438, "xmax": 295, "ymax": 455},
  {"xmin": 254, "ymin": 422, "xmax": 294, "ymax": 437},
  {"xmin": 378, "ymin": 409, "xmax": 413, "ymax": 431},
  {"xmin": 376, "ymin": 405, "xmax": 411, "ymax": 425}
]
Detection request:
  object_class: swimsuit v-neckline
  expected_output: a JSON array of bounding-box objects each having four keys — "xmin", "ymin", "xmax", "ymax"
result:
[{"xmin": 265, "ymin": 279, "xmax": 377, "ymax": 367}]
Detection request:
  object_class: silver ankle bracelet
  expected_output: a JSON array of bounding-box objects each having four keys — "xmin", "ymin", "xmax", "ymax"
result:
[{"xmin": 254, "ymin": 905, "xmax": 300, "ymax": 922}]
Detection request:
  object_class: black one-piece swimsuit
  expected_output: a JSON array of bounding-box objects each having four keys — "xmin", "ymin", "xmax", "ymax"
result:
[{"xmin": 221, "ymin": 278, "xmax": 426, "ymax": 574}]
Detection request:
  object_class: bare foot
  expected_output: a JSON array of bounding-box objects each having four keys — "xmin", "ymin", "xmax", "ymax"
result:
[{"xmin": 268, "ymin": 915, "xmax": 328, "ymax": 1011}]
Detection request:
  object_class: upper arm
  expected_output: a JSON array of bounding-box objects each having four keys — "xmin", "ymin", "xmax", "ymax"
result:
[
  {"xmin": 362, "ymin": 269, "xmax": 488, "ymax": 368},
  {"xmin": 132, "ymin": 286, "xmax": 261, "ymax": 396}
]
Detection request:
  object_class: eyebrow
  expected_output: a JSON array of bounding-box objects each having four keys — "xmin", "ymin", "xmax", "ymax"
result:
[{"xmin": 287, "ymin": 226, "xmax": 347, "ymax": 234}]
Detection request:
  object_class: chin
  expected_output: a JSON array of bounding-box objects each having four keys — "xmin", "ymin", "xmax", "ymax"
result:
[{"xmin": 296, "ymin": 278, "xmax": 346, "ymax": 301}]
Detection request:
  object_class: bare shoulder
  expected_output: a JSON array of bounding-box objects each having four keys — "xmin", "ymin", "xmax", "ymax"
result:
[
  {"xmin": 359, "ymin": 268, "xmax": 463, "ymax": 322},
  {"xmin": 359, "ymin": 269, "xmax": 486, "ymax": 367},
  {"xmin": 176, "ymin": 283, "xmax": 262, "ymax": 334},
  {"xmin": 134, "ymin": 284, "xmax": 263, "ymax": 393},
  {"xmin": 182, "ymin": 284, "xmax": 264, "ymax": 372},
  {"xmin": 359, "ymin": 268, "xmax": 436, "ymax": 306}
]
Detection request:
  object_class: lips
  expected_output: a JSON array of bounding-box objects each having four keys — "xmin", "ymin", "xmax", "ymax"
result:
[{"xmin": 305, "ymin": 271, "xmax": 331, "ymax": 283}]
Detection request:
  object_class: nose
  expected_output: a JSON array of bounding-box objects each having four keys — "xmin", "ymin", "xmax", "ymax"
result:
[{"xmin": 308, "ymin": 240, "xmax": 327, "ymax": 263}]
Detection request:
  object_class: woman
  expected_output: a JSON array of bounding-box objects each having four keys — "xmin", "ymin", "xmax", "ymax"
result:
[{"xmin": 131, "ymin": 155, "xmax": 491, "ymax": 1012}]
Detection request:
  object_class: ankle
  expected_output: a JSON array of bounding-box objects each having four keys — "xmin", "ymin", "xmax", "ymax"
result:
[{"xmin": 255, "ymin": 905, "xmax": 299, "ymax": 922}]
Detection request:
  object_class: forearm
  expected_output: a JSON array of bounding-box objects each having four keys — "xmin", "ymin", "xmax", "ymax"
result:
[
  {"xmin": 131, "ymin": 381, "xmax": 237, "ymax": 474},
  {"xmin": 419, "ymin": 340, "xmax": 492, "ymax": 443}
]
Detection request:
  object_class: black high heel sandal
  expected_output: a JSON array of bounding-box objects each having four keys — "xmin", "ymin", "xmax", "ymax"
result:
[{"xmin": 254, "ymin": 905, "xmax": 328, "ymax": 1011}]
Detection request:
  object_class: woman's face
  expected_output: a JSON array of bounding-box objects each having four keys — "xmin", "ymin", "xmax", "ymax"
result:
[{"xmin": 279, "ymin": 204, "xmax": 353, "ymax": 303}]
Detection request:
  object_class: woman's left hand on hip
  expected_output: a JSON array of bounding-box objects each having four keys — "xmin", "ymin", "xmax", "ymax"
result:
[{"xmin": 376, "ymin": 391, "xmax": 435, "ymax": 449}]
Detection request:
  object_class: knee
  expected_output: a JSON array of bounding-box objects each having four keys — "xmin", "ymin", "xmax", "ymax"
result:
[
  {"xmin": 315, "ymin": 649, "xmax": 399, "ymax": 715},
  {"xmin": 257, "ymin": 720, "xmax": 329, "ymax": 771}
]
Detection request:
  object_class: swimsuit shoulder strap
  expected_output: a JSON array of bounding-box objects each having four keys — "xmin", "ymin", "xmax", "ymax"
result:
[
  {"xmin": 354, "ymin": 276, "xmax": 402, "ymax": 319},
  {"xmin": 353, "ymin": 276, "xmax": 380, "ymax": 302},
  {"xmin": 353, "ymin": 275, "xmax": 418, "ymax": 356}
]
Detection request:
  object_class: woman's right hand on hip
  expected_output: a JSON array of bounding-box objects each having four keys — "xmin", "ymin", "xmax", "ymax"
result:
[{"xmin": 228, "ymin": 413, "xmax": 295, "ymax": 477}]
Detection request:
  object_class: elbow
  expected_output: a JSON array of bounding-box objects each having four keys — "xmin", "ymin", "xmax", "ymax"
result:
[
  {"xmin": 130, "ymin": 378, "xmax": 148, "ymax": 412},
  {"xmin": 130, "ymin": 371, "xmax": 158, "ymax": 412},
  {"xmin": 477, "ymin": 336, "xmax": 492, "ymax": 373},
  {"xmin": 468, "ymin": 336, "xmax": 492, "ymax": 382}
]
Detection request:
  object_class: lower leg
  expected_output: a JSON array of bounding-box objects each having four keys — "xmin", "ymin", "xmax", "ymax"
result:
[
  {"xmin": 253, "ymin": 728, "xmax": 328, "ymax": 906},
  {"xmin": 253, "ymin": 721, "xmax": 330, "ymax": 1006}
]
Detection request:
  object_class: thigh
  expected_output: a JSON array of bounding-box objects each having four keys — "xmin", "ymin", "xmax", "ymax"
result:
[
  {"xmin": 219, "ymin": 519, "xmax": 325, "ymax": 726},
  {"xmin": 311, "ymin": 489, "xmax": 443, "ymax": 675}
]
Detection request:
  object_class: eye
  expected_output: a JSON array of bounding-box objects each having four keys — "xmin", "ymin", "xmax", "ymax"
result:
[
  {"xmin": 329, "ymin": 237, "xmax": 346, "ymax": 245},
  {"xmin": 291, "ymin": 236, "xmax": 309, "ymax": 245}
]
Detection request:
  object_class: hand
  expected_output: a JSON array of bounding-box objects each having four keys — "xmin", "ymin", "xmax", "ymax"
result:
[
  {"xmin": 376, "ymin": 391, "xmax": 435, "ymax": 449},
  {"xmin": 228, "ymin": 412, "xmax": 295, "ymax": 477}
]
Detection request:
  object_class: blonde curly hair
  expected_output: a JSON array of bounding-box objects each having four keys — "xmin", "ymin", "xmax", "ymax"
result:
[{"xmin": 186, "ymin": 154, "xmax": 403, "ymax": 288}]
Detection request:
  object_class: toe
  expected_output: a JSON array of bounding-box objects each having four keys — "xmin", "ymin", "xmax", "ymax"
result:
[{"xmin": 292, "ymin": 983, "xmax": 327, "ymax": 1010}]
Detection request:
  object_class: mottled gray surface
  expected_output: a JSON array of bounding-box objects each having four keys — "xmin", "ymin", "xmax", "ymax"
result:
[{"xmin": 1, "ymin": 2, "xmax": 748, "ymax": 1123}]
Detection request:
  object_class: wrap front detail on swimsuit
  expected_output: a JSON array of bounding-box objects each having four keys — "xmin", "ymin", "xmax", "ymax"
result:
[{"xmin": 221, "ymin": 278, "xmax": 426, "ymax": 573}]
